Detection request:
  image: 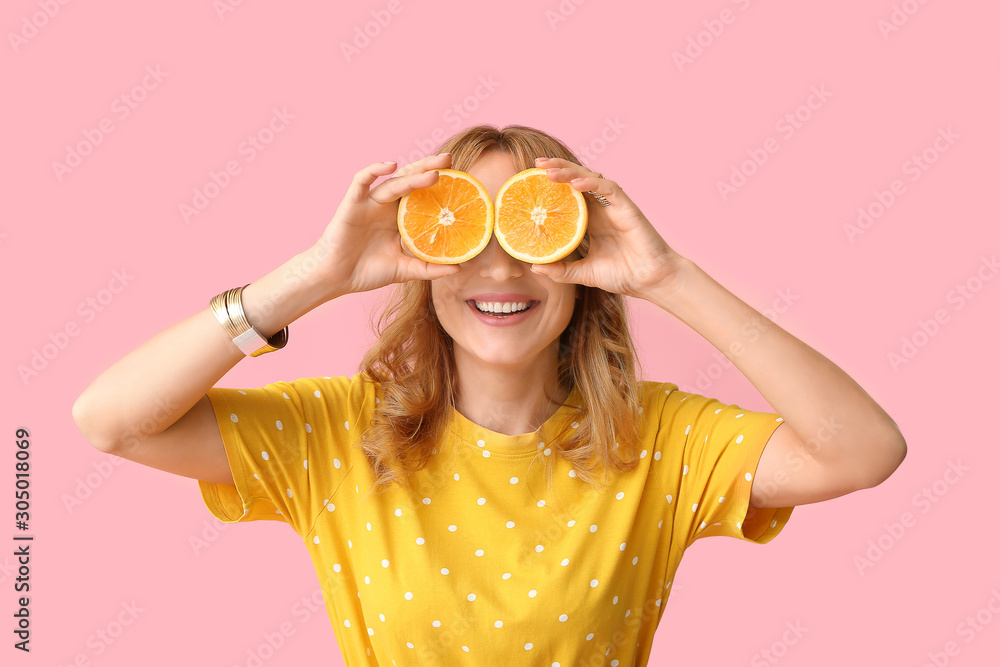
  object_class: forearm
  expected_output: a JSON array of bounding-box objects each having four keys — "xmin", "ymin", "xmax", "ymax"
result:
[
  {"xmin": 643, "ymin": 257, "xmax": 905, "ymax": 484},
  {"xmin": 72, "ymin": 245, "xmax": 340, "ymax": 451}
]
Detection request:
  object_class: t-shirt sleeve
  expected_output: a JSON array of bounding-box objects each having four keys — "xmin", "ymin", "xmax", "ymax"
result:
[
  {"xmin": 649, "ymin": 383, "xmax": 794, "ymax": 550},
  {"xmin": 197, "ymin": 375, "xmax": 360, "ymax": 536}
]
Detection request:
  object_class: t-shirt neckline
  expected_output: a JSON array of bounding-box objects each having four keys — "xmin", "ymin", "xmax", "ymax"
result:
[{"xmin": 450, "ymin": 384, "xmax": 582, "ymax": 456}]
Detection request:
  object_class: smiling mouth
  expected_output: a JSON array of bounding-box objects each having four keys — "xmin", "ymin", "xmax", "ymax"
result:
[{"xmin": 466, "ymin": 300, "xmax": 540, "ymax": 318}]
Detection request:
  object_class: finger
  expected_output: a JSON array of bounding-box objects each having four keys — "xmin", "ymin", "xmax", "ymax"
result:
[
  {"xmin": 530, "ymin": 259, "xmax": 582, "ymax": 284},
  {"xmin": 348, "ymin": 161, "xmax": 401, "ymax": 204},
  {"xmin": 390, "ymin": 152, "xmax": 453, "ymax": 180},
  {"xmin": 370, "ymin": 168, "xmax": 440, "ymax": 206},
  {"xmin": 403, "ymin": 257, "xmax": 462, "ymax": 281}
]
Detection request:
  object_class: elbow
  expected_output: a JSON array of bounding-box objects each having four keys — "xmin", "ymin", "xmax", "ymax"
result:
[
  {"xmin": 858, "ymin": 433, "xmax": 907, "ymax": 490},
  {"xmin": 71, "ymin": 392, "xmax": 120, "ymax": 455}
]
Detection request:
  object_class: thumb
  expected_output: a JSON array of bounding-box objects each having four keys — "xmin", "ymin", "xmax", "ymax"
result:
[{"xmin": 531, "ymin": 261, "xmax": 573, "ymax": 282}]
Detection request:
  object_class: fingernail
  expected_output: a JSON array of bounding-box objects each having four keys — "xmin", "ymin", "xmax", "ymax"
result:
[
  {"xmin": 383, "ymin": 161, "xmax": 397, "ymax": 164},
  {"xmin": 437, "ymin": 152, "xmax": 450, "ymax": 157}
]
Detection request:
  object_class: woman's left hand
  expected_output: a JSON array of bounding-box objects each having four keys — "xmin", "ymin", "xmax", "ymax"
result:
[{"xmin": 529, "ymin": 157, "xmax": 686, "ymax": 300}]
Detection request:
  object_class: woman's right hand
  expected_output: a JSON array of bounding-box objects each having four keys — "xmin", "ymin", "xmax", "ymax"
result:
[{"xmin": 308, "ymin": 153, "xmax": 462, "ymax": 297}]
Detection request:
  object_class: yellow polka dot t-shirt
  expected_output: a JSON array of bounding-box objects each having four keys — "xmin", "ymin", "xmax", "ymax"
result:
[{"xmin": 198, "ymin": 374, "xmax": 794, "ymax": 666}]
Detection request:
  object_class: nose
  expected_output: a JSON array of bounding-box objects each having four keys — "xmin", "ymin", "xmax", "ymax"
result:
[{"xmin": 473, "ymin": 234, "xmax": 526, "ymax": 279}]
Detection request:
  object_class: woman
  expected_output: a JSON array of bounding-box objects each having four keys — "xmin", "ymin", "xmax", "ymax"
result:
[{"xmin": 72, "ymin": 124, "xmax": 907, "ymax": 665}]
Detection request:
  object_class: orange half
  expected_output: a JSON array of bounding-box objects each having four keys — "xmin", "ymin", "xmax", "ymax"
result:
[
  {"xmin": 397, "ymin": 169, "xmax": 494, "ymax": 264},
  {"xmin": 494, "ymin": 168, "xmax": 588, "ymax": 264}
]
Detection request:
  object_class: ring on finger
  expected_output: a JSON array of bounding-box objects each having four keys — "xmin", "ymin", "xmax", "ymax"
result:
[{"xmin": 586, "ymin": 172, "xmax": 612, "ymax": 207}]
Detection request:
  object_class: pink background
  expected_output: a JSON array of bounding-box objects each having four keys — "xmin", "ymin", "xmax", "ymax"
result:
[{"xmin": 3, "ymin": 0, "xmax": 998, "ymax": 665}]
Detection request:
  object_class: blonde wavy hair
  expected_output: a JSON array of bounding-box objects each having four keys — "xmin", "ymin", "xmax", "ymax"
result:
[{"xmin": 357, "ymin": 124, "xmax": 645, "ymax": 505}]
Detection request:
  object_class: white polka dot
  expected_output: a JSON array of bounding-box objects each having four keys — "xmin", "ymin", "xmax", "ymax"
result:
[
  {"xmin": 506, "ymin": 521, "xmax": 515, "ymax": 528},
  {"xmin": 477, "ymin": 497, "xmax": 486, "ymax": 506},
  {"xmin": 535, "ymin": 545, "xmax": 544, "ymax": 553},
  {"xmin": 327, "ymin": 503, "xmax": 335, "ymax": 512},
  {"xmin": 658, "ymin": 519, "xmax": 663, "ymax": 528},
  {"xmin": 416, "ymin": 537, "xmax": 425, "ymax": 545},
  {"xmin": 395, "ymin": 508, "xmax": 402, "ymax": 517},
  {"xmin": 745, "ymin": 472, "xmax": 753, "ymax": 481},
  {"xmin": 238, "ymin": 390, "xmax": 247, "ymax": 395},
  {"xmin": 537, "ymin": 499, "xmax": 546, "ymax": 507},
  {"xmin": 525, "ymin": 642, "xmax": 534, "ymax": 650},
  {"xmin": 510, "ymin": 476, "xmax": 519, "ymax": 484},
  {"xmin": 454, "ymin": 473, "xmax": 460, "ymax": 481},
  {"xmin": 441, "ymin": 568, "xmax": 450, "ymax": 575},
  {"xmin": 230, "ymin": 413, "xmax": 238, "ymax": 423},
  {"xmin": 468, "ymin": 593, "xmax": 476, "ymax": 601},
  {"xmin": 286, "ymin": 488, "xmax": 293, "ymax": 498},
  {"xmin": 700, "ymin": 521, "xmax": 707, "ymax": 530},
  {"xmin": 736, "ymin": 413, "xmax": 744, "ymax": 418},
  {"xmin": 305, "ymin": 423, "xmax": 312, "ymax": 433},
  {"xmin": 334, "ymin": 458, "xmax": 341, "ymax": 469},
  {"xmin": 692, "ymin": 503, "xmax": 698, "ymax": 512},
  {"xmin": 571, "ymin": 421, "xmax": 579, "ymax": 428},
  {"xmin": 619, "ymin": 542, "xmax": 626, "ymax": 551},
  {"xmin": 736, "ymin": 434, "xmax": 744, "ymax": 444},
  {"xmin": 379, "ymin": 613, "xmax": 385, "ymax": 621},
  {"xmin": 737, "ymin": 521, "xmax": 743, "ymax": 530},
  {"xmin": 347, "ymin": 540, "xmax": 352, "ymax": 548},
  {"xmin": 483, "ymin": 450, "xmax": 491, "ymax": 458},
  {"xmin": 615, "ymin": 491, "xmax": 624, "ymax": 500},
  {"xmin": 475, "ymin": 549, "xmax": 484, "ymax": 557},
  {"xmin": 654, "ymin": 451, "xmax": 661, "ymax": 460},
  {"xmin": 253, "ymin": 474, "xmax": 259, "ymax": 480},
  {"xmin": 261, "ymin": 451, "xmax": 269, "ymax": 461},
  {"xmin": 282, "ymin": 392, "xmax": 290, "ymax": 399},
  {"xmin": 632, "ymin": 556, "xmax": 638, "ymax": 565},
  {"xmin": 314, "ymin": 390, "xmax": 321, "ymax": 398},
  {"xmin": 333, "ymin": 563, "xmax": 341, "ymax": 572},
  {"xmin": 665, "ymin": 495, "xmax": 672, "ymax": 503},
  {"xmin": 567, "ymin": 520, "xmax": 576, "ymax": 527},
  {"xmin": 364, "ymin": 575, "xmax": 370, "ymax": 584},
  {"xmin": 561, "ymin": 558, "xmax": 569, "ymax": 566},
  {"xmin": 495, "ymin": 620, "xmax": 504, "ymax": 628},
  {"xmin": 461, "ymin": 646, "xmax": 469, "ymax": 652},
  {"xmin": 344, "ymin": 619, "xmax": 350, "ymax": 627},
  {"xmin": 382, "ymin": 559, "xmax": 390, "ymax": 568},
  {"xmin": 404, "ymin": 591, "xmax": 413, "ymax": 600},
  {"xmin": 448, "ymin": 524, "xmax": 457, "ymax": 532},
  {"xmin": 590, "ymin": 524, "xmax": 598, "ymax": 533},
  {"xmin": 771, "ymin": 519, "xmax": 777, "ymax": 527},
  {"xmin": 559, "ymin": 613, "xmax": 568, "ymax": 622},
  {"xmin": 423, "ymin": 497, "xmax": 431, "ymax": 505},
  {"xmin": 719, "ymin": 496, "xmax": 726, "ymax": 503},
  {"xmin": 543, "ymin": 448, "xmax": 552, "ymax": 456},
  {"xmin": 776, "ymin": 417, "xmax": 784, "ymax": 422},
  {"xmin": 502, "ymin": 573, "xmax": 511, "ymax": 580},
  {"xmin": 640, "ymin": 450, "xmax": 647, "ymax": 458},
  {"xmin": 275, "ymin": 420, "xmax": 283, "ymax": 430},
  {"xmin": 684, "ymin": 424, "xmax": 691, "ymax": 435},
  {"xmin": 313, "ymin": 535, "xmax": 320, "ymax": 544},
  {"xmin": 590, "ymin": 579, "xmax": 599, "ymax": 588},
  {"xmin": 714, "ymin": 408, "xmax": 722, "ymax": 414},
  {"xmin": 366, "ymin": 522, "xmax": 372, "ymax": 531},
  {"xmin": 406, "ymin": 642, "xmax": 413, "ymax": 648},
  {"xmin": 344, "ymin": 420, "xmax": 350, "ymax": 430},
  {"xmin": 586, "ymin": 632, "xmax": 595, "ymax": 640},
  {"xmin": 477, "ymin": 439, "xmax": 486, "ymax": 447},
  {"xmin": 367, "ymin": 627, "xmax": 374, "ymax": 636},
  {"xmin": 432, "ymin": 620, "xmax": 441, "ymax": 627},
  {"xmin": 613, "ymin": 595, "xmax": 619, "ymax": 604},
  {"xmin": 682, "ymin": 464, "xmax": 689, "ymax": 475},
  {"xmin": 568, "ymin": 470, "xmax": 577, "ymax": 478}
]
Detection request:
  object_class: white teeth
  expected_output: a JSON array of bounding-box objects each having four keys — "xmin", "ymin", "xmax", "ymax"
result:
[{"xmin": 473, "ymin": 300, "xmax": 530, "ymax": 314}]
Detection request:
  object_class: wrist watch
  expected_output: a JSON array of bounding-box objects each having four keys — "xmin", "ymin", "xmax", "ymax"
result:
[{"xmin": 210, "ymin": 284, "xmax": 288, "ymax": 357}]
